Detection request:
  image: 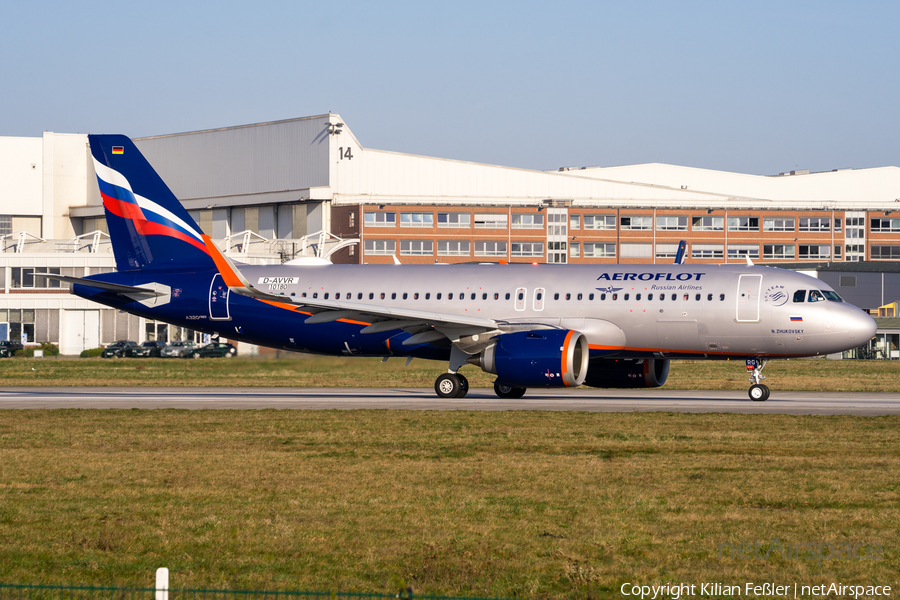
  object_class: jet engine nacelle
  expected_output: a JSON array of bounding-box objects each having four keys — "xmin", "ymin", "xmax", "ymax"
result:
[
  {"xmin": 467, "ymin": 329, "xmax": 589, "ymax": 388},
  {"xmin": 583, "ymin": 358, "xmax": 670, "ymax": 388}
]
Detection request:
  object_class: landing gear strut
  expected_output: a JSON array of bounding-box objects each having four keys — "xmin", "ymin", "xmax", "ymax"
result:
[{"xmin": 746, "ymin": 358, "xmax": 769, "ymax": 401}]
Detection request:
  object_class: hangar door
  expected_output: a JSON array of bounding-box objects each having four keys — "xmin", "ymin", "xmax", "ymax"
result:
[
  {"xmin": 736, "ymin": 274, "xmax": 762, "ymax": 323},
  {"xmin": 62, "ymin": 310, "xmax": 100, "ymax": 355}
]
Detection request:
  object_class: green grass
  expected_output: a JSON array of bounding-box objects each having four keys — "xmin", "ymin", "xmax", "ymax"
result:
[
  {"xmin": 0, "ymin": 410, "xmax": 897, "ymax": 598},
  {"xmin": 2, "ymin": 355, "xmax": 900, "ymax": 391}
]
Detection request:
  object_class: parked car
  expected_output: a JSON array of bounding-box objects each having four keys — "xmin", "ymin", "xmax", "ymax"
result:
[
  {"xmin": 161, "ymin": 341, "xmax": 197, "ymax": 358},
  {"xmin": 125, "ymin": 340, "xmax": 167, "ymax": 358},
  {"xmin": 185, "ymin": 342, "xmax": 237, "ymax": 359},
  {"xmin": 101, "ymin": 340, "xmax": 138, "ymax": 358},
  {"xmin": 0, "ymin": 340, "xmax": 24, "ymax": 357}
]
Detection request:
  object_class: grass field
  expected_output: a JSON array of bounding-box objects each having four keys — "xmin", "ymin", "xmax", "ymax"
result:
[
  {"xmin": 2, "ymin": 355, "xmax": 900, "ymax": 391},
  {"xmin": 0, "ymin": 410, "xmax": 897, "ymax": 598}
]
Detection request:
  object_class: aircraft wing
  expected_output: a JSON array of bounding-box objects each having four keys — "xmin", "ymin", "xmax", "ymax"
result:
[
  {"xmin": 201, "ymin": 237, "xmax": 499, "ymax": 346},
  {"xmin": 31, "ymin": 273, "xmax": 167, "ymax": 298}
]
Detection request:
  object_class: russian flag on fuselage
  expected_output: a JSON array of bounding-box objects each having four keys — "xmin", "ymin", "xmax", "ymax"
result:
[{"xmin": 89, "ymin": 134, "xmax": 214, "ymax": 271}]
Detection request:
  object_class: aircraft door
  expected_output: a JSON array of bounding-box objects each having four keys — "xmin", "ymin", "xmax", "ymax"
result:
[
  {"xmin": 209, "ymin": 274, "xmax": 231, "ymax": 321},
  {"xmin": 736, "ymin": 274, "xmax": 762, "ymax": 322},
  {"xmin": 515, "ymin": 287, "xmax": 527, "ymax": 311}
]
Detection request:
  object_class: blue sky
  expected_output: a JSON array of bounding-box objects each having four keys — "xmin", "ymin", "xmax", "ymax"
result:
[{"xmin": 2, "ymin": 1, "xmax": 898, "ymax": 175}]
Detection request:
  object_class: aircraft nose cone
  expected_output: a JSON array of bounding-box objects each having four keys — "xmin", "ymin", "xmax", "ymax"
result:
[{"xmin": 847, "ymin": 308, "xmax": 877, "ymax": 342}]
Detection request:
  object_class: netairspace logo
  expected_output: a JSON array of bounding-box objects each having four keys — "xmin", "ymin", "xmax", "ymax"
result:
[{"xmin": 620, "ymin": 582, "xmax": 893, "ymax": 599}]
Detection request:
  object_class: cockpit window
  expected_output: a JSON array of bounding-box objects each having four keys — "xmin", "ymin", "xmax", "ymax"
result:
[
  {"xmin": 793, "ymin": 290, "xmax": 805, "ymax": 303},
  {"xmin": 808, "ymin": 290, "xmax": 825, "ymax": 302},
  {"xmin": 822, "ymin": 290, "xmax": 843, "ymax": 302}
]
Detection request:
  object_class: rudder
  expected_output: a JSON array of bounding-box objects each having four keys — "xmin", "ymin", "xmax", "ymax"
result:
[{"xmin": 89, "ymin": 134, "xmax": 214, "ymax": 271}]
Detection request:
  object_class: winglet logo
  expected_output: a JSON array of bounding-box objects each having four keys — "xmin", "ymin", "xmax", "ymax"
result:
[{"xmin": 93, "ymin": 158, "xmax": 208, "ymax": 255}]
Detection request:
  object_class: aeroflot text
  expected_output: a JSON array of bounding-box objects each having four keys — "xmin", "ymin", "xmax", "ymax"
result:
[{"xmin": 597, "ymin": 272, "xmax": 706, "ymax": 282}]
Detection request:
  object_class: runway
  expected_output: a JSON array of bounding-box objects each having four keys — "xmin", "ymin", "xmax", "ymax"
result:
[{"xmin": 1, "ymin": 387, "xmax": 899, "ymax": 415}]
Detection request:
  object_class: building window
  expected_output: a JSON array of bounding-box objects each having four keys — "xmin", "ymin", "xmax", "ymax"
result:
[
  {"xmin": 583, "ymin": 215, "xmax": 616, "ymax": 230},
  {"xmin": 437, "ymin": 213, "xmax": 471, "ymax": 228},
  {"xmin": 621, "ymin": 216, "xmax": 652, "ymax": 230},
  {"xmin": 728, "ymin": 244, "xmax": 760, "ymax": 259},
  {"xmin": 548, "ymin": 212, "xmax": 568, "ymax": 236},
  {"xmin": 763, "ymin": 244, "xmax": 795, "ymax": 259},
  {"xmin": 763, "ymin": 217, "xmax": 795, "ymax": 232},
  {"xmin": 834, "ymin": 245, "xmax": 842, "ymax": 259},
  {"xmin": 11, "ymin": 268, "xmax": 35, "ymax": 289},
  {"xmin": 871, "ymin": 245, "xmax": 900, "ymax": 260},
  {"xmin": 871, "ymin": 218, "xmax": 900, "ymax": 232},
  {"xmin": 727, "ymin": 216, "xmax": 759, "ymax": 231},
  {"xmin": 570, "ymin": 242, "xmax": 580, "ymax": 257},
  {"xmin": 799, "ymin": 245, "xmax": 831, "ymax": 260},
  {"xmin": 364, "ymin": 211, "xmax": 396, "ymax": 227},
  {"xmin": 657, "ymin": 216, "xmax": 688, "ymax": 231},
  {"xmin": 691, "ymin": 244, "xmax": 724, "ymax": 259},
  {"xmin": 569, "ymin": 214, "xmax": 580, "ymax": 230},
  {"xmin": 834, "ymin": 218, "xmax": 842, "ymax": 232},
  {"xmin": 474, "ymin": 241, "xmax": 507, "ymax": 256},
  {"xmin": 400, "ymin": 212, "xmax": 434, "ymax": 227},
  {"xmin": 839, "ymin": 276, "xmax": 857, "ymax": 287},
  {"xmin": 511, "ymin": 214, "xmax": 544, "ymax": 229},
  {"xmin": 437, "ymin": 240, "xmax": 470, "ymax": 256},
  {"xmin": 474, "ymin": 214, "xmax": 508, "ymax": 229},
  {"xmin": 799, "ymin": 217, "xmax": 830, "ymax": 232},
  {"xmin": 621, "ymin": 243, "xmax": 652, "ymax": 258},
  {"xmin": 510, "ymin": 241, "xmax": 544, "ymax": 257},
  {"xmin": 547, "ymin": 241, "xmax": 567, "ymax": 263},
  {"xmin": 0, "ymin": 216, "xmax": 12, "ymax": 236},
  {"xmin": 7, "ymin": 309, "xmax": 35, "ymax": 343},
  {"xmin": 349, "ymin": 245, "xmax": 355, "ymax": 256},
  {"xmin": 656, "ymin": 243, "xmax": 679, "ymax": 259},
  {"xmin": 692, "ymin": 216, "xmax": 724, "ymax": 231},
  {"xmin": 364, "ymin": 240, "xmax": 396, "ymax": 255},
  {"xmin": 349, "ymin": 212, "xmax": 355, "ymax": 227},
  {"xmin": 584, "ymin": 243, "xmax": 616, "ymax": 258},
  {"xmin": 399, "ymin": 240, "xmax": 434, "ymax": 255}
]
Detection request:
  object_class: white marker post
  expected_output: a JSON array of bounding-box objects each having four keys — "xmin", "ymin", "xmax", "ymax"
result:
[{"xmin": 155, "ymin": 568, "xmax": 169, "ymax": 600}]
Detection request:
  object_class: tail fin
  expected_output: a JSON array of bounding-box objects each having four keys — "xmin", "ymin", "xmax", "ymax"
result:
[{"xmin": 89, "ymin": 134, "xmax": 214, "ymax": 271}]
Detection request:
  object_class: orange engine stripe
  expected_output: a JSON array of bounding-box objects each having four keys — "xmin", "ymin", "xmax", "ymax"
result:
[{"xmin": 561, "ymin": 330, "xmax": 574, "ymax": 387}]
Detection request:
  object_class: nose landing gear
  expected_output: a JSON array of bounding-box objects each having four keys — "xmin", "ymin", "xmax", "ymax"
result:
[{"xmin": 746, "ymin": 358, "xmax": 769, "ymax": 401}]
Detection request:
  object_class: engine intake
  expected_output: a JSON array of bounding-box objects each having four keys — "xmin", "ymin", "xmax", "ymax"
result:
[
  {"xmin": 467, "ymin": 329, "xmax": 589, "ymax": 388},
  {"xmin": 583, "ymin": 358, "xmax": 670, "ymax": 388}
]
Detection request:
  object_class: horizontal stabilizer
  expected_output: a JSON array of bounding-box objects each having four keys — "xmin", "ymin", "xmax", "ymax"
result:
[{"xmin": 31, "ymin": 273, "xmax": 166, "ymax": 297}]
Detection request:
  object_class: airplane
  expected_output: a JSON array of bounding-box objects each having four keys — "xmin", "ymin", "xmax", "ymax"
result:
[{"xmin": 40, "ymin": 134, "xmax": 877, "ymax": 401}]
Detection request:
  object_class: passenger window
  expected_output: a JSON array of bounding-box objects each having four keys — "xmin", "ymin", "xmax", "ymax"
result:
[
  {"xmin": 719, "ymin": 294, "xmax": 725, "ymax": 301},
  {"xmin": 589, "ymin": 293, "xmax": 594, "ymax": 300},
  {"xmin": 809, "ymin": 290, "xmax": 824, "ymax": 302},
  {"xmin": 494, "ymin": 293, "xmax": 499, "ymax": 300},
  {"xmin": 612, "ymin": 293, "xmax": 618, "ymax": 300},
  {"xmin": 425, "ymin": 293, "xmax": 430, "ymax": 300},
  {"xmin": 624, "ymin": 293, "xmax": 630, "ymax": 301},
  {"xmin": 394, "ymin": 293, "xmax": 399, "ymax": 300},
  {"xmin": 335, "ymin": 293, "xmax": 341, "ymax": 300},
  {"xmin": 358, "ymin": 293, "xmax": 363, "ymax": 300},
  {"xmin": 482, "ymin": 293, "xmax": 487, "ymax": 300},
  {"xmin": 601, "ymin": 293, "xmax": 606, "ymax": 300},
  {"xmin": 414, "ymin": 293, "xmax": 419, "ymax": 300},
  {"xmin": 324, "ymin": 293, "xmax": 329, "ymax": 299},
  {"xmin": 683, "ymin": 294, "xmax": 688, "ymax": 301},
  {"xmin": 577, "ymin": 293, "xmax": 583, "ymax": 300},
  {"xmin": 695, "ymin": 294, "xmax": 700, "ymax": 301},
  {"xmin": 635, "ymin": 293, "xmax": 641, "ymax": 301},
  {"xmin": 536, "ymin": 292, "xmax": 543, "ymax": 300},
  {"xmin": 707, "ymin": 294, "xmax": 712, "ymax": 301},
  {"xmin": 517, "ymin": 292, "xmax": 524, "ymax": 300},
  {"xmin": 471, "ymin": 293, "xmax": 476, "ymax": 300},
  {"xmin": 369, "ymin": 293, "xmax": 374, "ymax": 300},
  {"xmin": 659, "ymin": 294, "xmax": 665, "ymax": 301},
  {"xmin": 505, "ymin": 293, "xmax": 510, "ymax": 300},
  {"xmin": 380, "ymin": 293, "xmax": 385, "ymax": 299},
  {"xmin": 793, "ymin": 290, "xmax": 805, "ymax": 302},
  {"xmin": 313, "ymin": 293, "xmax": 318, "ymax": 299},
  {"xmin": 566, "ymin": 293, "xmax": 571, "ymax": 300},
  {"xmin": 649, "ymin": 293, "xmax": 654, "ymax": 300},
  {"xmin": 554, "ymin": 293, "xmax": 560, "ymax": 300},
  {"xmin": 436, "ymin": 293, "xmax": 441, "ymax": 300}
]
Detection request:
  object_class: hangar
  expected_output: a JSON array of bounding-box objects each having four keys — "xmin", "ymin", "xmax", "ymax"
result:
[{"xmin": 2, "ymin": 113, "xmax": 900, "ymax": 354}]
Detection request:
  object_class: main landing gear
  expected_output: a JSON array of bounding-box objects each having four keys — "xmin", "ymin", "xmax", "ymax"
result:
[
  {"xmin": 493, "ymin": 381, "xmax": 526, "ymax": 399},
  {"xmin": 746, "ymin": 358, "xmax": 769, "ymax": 401},
  {"xmin": 434, "ymin": 373, "xmax": 468, "ymax": 398}
]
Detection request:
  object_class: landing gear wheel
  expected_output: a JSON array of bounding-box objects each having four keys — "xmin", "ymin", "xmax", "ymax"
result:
[
  {"xmin": 494, "ymin": 381, "xmax": 527, "ymax": 399},
  {"xmin": 455, "ymin": 374, "xmax": 469, "ymax": 398},
  {"xmin": 435, "ymin": 373, "xmax": 462, "ymax": 398},
  {"xmin": 749, "ymin": 384, "xmax": 769, "ymax": 401}
]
